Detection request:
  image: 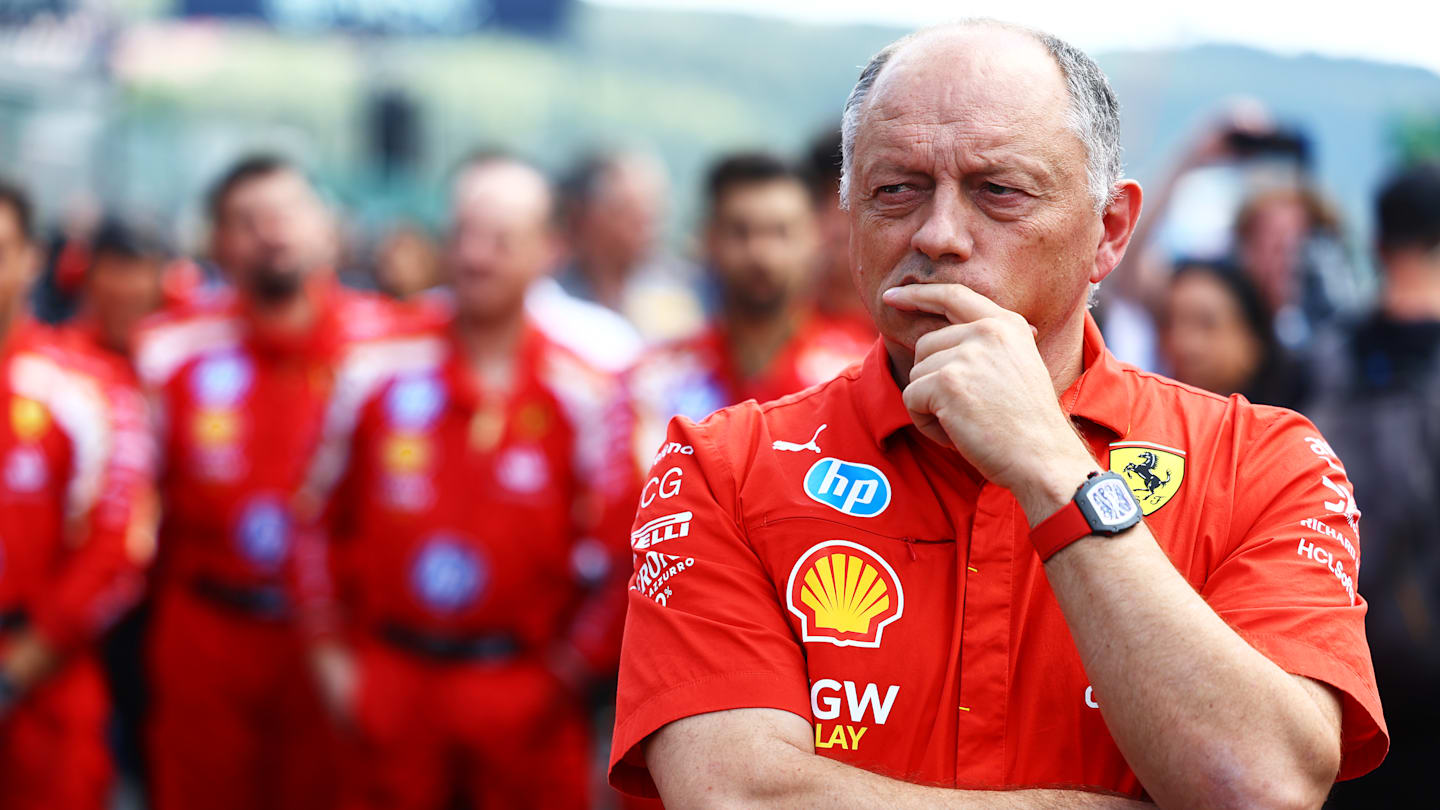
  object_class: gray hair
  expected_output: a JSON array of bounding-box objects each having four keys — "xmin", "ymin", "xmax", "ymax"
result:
[{"xmin": 839, "ymin": 20, "xmax": 1123, "ymax": 213}]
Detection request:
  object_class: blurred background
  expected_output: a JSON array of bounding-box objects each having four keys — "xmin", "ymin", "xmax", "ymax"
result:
[{"xmin": 3, "ymin": 1, "xmax": 1439, "ymax": 808}]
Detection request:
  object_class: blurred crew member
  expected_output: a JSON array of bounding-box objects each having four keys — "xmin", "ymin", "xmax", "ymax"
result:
[
  {"xmin": 553, "ymin": 150, "xmax": 702, "ymax": 341},
  {"xmin": 135, "ymin": 156, "xmax": 418, "ymax": 810},
  {"xmin": 299, "ymin": 156, "xmax": 637, "ymax": 809},
  {"xmin": 1310, "ymin": 163, "xmax": 1440, "ymax": 809},
  {"xmin": 630, "ymin": 152, "xmax": 870, "ymax": 460},
  {"xmin": 1159, "ymin": 261, "xmax": 1303, "ymax": 407},
  {"xmin": 804, "ymin": 127, "xmax": 876, "ymax": 340},
  {"xmin": 372, "ymin": 223, "xmax": 442, "ymax": 301},
  {"xmin": 64, "ymin": 218, "xmax": 168, "ymax": 360},
  {"xmin": 611, "ymin": 22, "xmax": 1385, "ymax": 806},
  {"xmin": 0, "ymin": 182, "xmax": 157, "ymax": 808}
]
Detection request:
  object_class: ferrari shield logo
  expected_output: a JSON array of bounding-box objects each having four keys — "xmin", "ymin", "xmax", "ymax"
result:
[{"xmin": 1109, "ymin": 442, "xmax": 1185, "ymax": 516}]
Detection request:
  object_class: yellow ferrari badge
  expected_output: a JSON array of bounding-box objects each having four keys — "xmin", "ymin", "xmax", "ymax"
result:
[{"xmin": 1109, "ymin": 442, "xmax": 1185, "ymax": 516}]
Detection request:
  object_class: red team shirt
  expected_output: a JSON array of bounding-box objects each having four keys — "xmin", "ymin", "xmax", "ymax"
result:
[
  {"xmin": 298, "ymin": 318, "xmax": 639, "ymax": 670},
  {"xmin": 133, "ymin": 280, "xmax": 422, "ymax": 596},
  {"xmin": 630, "ymin": 312, "xmax": 873, "ymax": 463},
  {"xmin": 0, "ymin": 320, "xmax": 154, "ymax": 652},
  {"xmin": 611, "ymin": 314, "xmax": 1388, "ymax": 798}
]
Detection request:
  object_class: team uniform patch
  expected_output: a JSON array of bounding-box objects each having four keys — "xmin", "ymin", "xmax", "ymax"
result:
[
  {"xmin": 233, "ymin": 497, "xmax": 291, "ymax": 568},
  {"xmin": 786, "ymin": 540, "xmax": 904, "ymax": 648},
  {"xmin": 410, "ymin": 537, "xmax": 486, "ymax": 612},
  {"xmin": 1110, "ymin": 441, "xmax": 1185, "ymax": 516}
]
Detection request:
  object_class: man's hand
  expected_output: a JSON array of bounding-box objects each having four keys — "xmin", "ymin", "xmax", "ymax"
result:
[
  {"xmin": 310, "ymin": 640, "xmax": 360, "ymax": 730},
  {"xmin": 883, "ymin": 283, "xmax": 1096, "ymax": 522},
  {"xmin": 0, "ymin": 629, "xmax": 59, "ymax": 719}
]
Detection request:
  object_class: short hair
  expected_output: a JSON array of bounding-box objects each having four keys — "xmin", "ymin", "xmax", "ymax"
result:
[
  {"xmin": 802, "ymin": 126, "xmax": 844, "ymax": 205},
  {"xmin": 704, "ymin": 152, "xmax": 805, "ymax": 214},
  {"xmin": 1376, "ymin": 162, "xmax": 1440, "ymax": 255},
  {"xmin": 0, "ymin": 179, "xmax": 33, "ymax": 241},
  {"xmin": 206, "ymin": 154, "xmax": 296, "ymax": 223},
  {"xmin": 91, "ymin": 216, "xmax": 172, "ymax": 262},
  {"xmin": 840, "ymin": 20, "xmax": 1123, "ymax": 212},
  {"xmin": 1170, "ymin": 260, "xmax": 1275, "ymax": 350}
]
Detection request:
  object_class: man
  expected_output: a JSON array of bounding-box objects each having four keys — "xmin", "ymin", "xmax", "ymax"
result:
[
  {"xmin": 554, "ymin": 150, "xmax": 703, "ymax": 342},
  {"xmin": 299, "ymin": 155, "xmax": 637, "ymax": 809},
  {"xmin": 1307, "ymin": 163, "xmax": 1440, "ymax": 808},
  {"xmin": 0, "ymin": 181, "xmax": 157, "ymax": 808},
  {"xmin": 804, "ymin": 127, "xmax": 877, "ymax": 340},
  {"xmin": 630, "ymin": 152, "xmax": 873, "ymax": 460},
  {"xmin": 64, "ymin": 217, "xmax": 168, "ymax": 359},
  {"xmin": 611, "ymin": 22, "xmax": 1386, "ymax": 807},
  {"xmin": 135, "ymin": 156, "xmax": 419, "ymax": 810}
]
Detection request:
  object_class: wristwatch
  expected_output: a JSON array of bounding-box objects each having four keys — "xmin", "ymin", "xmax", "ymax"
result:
[{"xmin": 1029, "ymin": 470, "xmax": 1142, "ymax": 561}]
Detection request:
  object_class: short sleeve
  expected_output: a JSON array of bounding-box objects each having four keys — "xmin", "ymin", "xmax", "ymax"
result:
[
  {"xmin": 1201, "ymin": 408, "xmax": 1388, "ymax": 780},
  {"xmin": 608, "ymin": 408, "xmax": 810, "ymax": 798}
]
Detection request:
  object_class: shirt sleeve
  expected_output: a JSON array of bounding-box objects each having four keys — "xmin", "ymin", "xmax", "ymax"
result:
[
  {"xmin": 31, "ymin": 368, "xmax": 157, "ymax": 652},
  {"xmin": 608, "ymin": 407, "xmax": 811, "ymax": 799},
  {"xmin": 1201, "ymin": 406, "xmax": 1388, "ymax": 780}
]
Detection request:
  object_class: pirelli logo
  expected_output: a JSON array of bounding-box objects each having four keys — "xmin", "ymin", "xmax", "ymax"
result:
[{"xmin": 631, "ymin": 511, "xmax": 693, "ymax": 550}]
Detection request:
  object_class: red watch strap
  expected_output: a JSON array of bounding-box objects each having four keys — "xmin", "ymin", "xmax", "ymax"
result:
[{"xmin": 1029, "ymin": 499, "xmax": 1093, "ymax": 562}]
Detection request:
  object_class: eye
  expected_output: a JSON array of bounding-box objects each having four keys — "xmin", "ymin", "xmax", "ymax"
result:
[
  {"xmin": 984, "ymin": 182, "xmax": 1018, "ymax": 196},
  {"xmin": 877, "ymin": 184, "xmax": 912, "ymax": 196}
]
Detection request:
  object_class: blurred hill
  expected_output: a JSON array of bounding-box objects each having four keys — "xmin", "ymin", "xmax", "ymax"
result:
[{"xmin": 5, "ymin": 3, "xmax": 1439, "ymax": 254}]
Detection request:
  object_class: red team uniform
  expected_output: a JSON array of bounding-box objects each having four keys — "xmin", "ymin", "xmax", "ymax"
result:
[
  {"xmin": 0, "ymin": 320, "xmax": 156, "ymax": 809},
  {"xmin": 612, "ymin": 315, "xmax": 1388, "ymax": 798},
  {"xmin": 299, "ymin": 315, "xmax": 637, "ymax": 809},
  {"xmin": 630, "ymin": 312, "xmax": 871, "ymax": 462},
  {"xmin": 134, "ymin": 280, "xmax": 420, "ymax": 810}
]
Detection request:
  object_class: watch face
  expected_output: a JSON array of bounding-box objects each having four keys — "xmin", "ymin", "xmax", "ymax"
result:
[{"xmin": 1084, "ymin": 477, "xmax": 1140, "ymax": 527}]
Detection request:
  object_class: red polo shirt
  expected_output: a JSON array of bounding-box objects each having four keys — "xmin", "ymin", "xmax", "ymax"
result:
[{"xmin": 610, "ymin": 314, "xmax": 1387, "ymax": 799}]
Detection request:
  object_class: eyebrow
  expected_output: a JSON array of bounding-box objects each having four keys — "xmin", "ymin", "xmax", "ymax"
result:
[{"xmin": 862, "ymin": 145, "xmax": 1058, "ymax": 187}]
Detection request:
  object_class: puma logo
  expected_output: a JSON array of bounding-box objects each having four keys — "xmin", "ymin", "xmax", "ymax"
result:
[{"xmin": 773, "ymin": 424, "xmax": 827, "ymax": 453}]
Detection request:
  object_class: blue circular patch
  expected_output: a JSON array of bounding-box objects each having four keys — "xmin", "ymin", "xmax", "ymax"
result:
[
  {"xmin": 192, "ymin": 354, "xmax": 254, "ymax": 407},
  {"xmin": 410, "ymin": 537, "xmax": 485, "ymax": 613},
  {"xmin": 386, "ymin": 376, "xmax": 445, "ymax": 430},
  {"xmin": 234, "ymin": 498, "xmax": 291, "ymax": 569}
]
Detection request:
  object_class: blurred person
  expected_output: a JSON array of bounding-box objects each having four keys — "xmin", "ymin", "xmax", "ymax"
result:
[
  {"xmin": 64, "ymin": 217, "xmax": 169, "ymax": 358},
  {"xmin": 0, "ymin": 180, "xmax": 158, "ymax": 809},
  {"xmin": 134, "ymin": 155, "xmax": 421, "ymax": 810},
  {"xmin": 550, "ymin": 150, "xmax": 704, "ymax": 342},
  {"xmin": 372, "ymin": 223, "xmax": 442, "ymax": 301},
  {"xmin": 803, "ymin": 126, "xmax": 876, "ymax": 339},
  {"xmin": 1101, "ymin": 106, "xmax": 1359, "ymax": 365},
  {"xmin": 629, "ymin": 152, "xmax": 870, "ymax": 460},
  {"xmin": 1308, "ymin": 163, "xmax": 1440, "ymax": 809},
  {"xmin": 298, "ymin": 154, "xmax": 637, "ymax": 809},
  {"xmin": 1159, "ymin": 261, "xmax": 1305, "ymax": 407},
  {"xmin": 611, "ymin": 21, "xmax": 1385, "ymax": 806}
]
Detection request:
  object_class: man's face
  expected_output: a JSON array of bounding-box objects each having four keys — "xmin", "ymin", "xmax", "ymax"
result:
[
  {"xmin": 847, "ymin": 29, "xmax": 1104, "ymax": 355},
  {"xmin": 86, "ymin": 252, "xmax": 164, "ymax": 352},
  {"xmin": 577, "ymin": 161, "xmax": 664, "ymax": 273},
  {"xmin": 706, "ymin": 179, "xmax": 819, "ymax": 317},
  {"xmin": 211, "ymin": 170, "xmax": 333, "ymax": 302},
  {"xmin": 0, "ymin": 204, "xmax": 36, "ymax": 322},
  {"xmin": 449, "ymin": 163, "xmax": 557, "ymax": 324}
]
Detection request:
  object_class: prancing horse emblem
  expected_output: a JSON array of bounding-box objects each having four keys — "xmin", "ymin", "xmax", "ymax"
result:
[
  {"xmin": 773, "ymin": 424, "xmax": 827, "ymax": 453},
  {"xmin": 1124, "ymin": 451, "xmax": 1171, "ymax": 504}
]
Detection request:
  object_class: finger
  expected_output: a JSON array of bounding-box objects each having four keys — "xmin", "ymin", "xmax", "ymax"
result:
[
  {"xmin": 882, "ymin": 283, "xmax": 1009, "ymax": 325},
  {"xmin": 913, "ymin": 323, "xmax": 975, "ymax": 367},
  {"xmin": 899, "ymin": 374, "xmax": 955, "ymax": 449}
]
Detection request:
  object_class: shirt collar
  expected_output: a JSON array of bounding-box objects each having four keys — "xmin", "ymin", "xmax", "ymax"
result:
[{"xmin": 854, "ymin": 311, "xmax": 1130, "ymax": 446}]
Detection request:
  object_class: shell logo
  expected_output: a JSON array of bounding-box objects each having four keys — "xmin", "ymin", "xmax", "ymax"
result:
[
  {"xmin": 10, "ymin": 397, "xmax": 48, "ymax": 442},
  {"xmin": 383, "ymin": 433, "xmax": 431, "ymax": 474},
  {"xmin": 786, "ymin": 540, "xmax": 904, "ymax": 648}
]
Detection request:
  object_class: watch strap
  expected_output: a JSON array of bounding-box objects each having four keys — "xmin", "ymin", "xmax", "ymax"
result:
[{"xmin": 1030, "ymin": 496, "xmax": 1096, "ymax": 562}]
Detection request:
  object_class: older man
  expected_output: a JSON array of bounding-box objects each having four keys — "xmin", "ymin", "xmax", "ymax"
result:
[{"xmin": 610, "ymin": 21, "xmax": 1386, "ymax": 808}]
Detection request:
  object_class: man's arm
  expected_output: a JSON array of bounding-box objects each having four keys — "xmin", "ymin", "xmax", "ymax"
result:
[
  {"xmin": 888, "ymin": 282, "xmax": 1345, "ymax": 810},
  {"xmin": 648, "ymin": 708, "xmax": 1150, "ymax": 809}
]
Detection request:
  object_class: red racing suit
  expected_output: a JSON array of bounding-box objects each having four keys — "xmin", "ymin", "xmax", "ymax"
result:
[
  {"xmin": 297, "ymin": 317, "xmax": 638, "ymax": 810},
  {"xmin": 134, "ymin": 280, "xmax": 426, "ymax": 810},
  {"xmin": 0, "ymin": 320, "xmax": 156, "ymax": 810}
]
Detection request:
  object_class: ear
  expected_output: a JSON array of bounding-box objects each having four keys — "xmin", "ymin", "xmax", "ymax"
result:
[{"xmin": 1090, "ymin": 179, "xmax": 1143, "ymax": 285}]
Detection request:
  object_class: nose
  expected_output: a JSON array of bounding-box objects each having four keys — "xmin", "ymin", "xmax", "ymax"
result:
[{"xmin": 909, "ymin": 183, "xmax": 973, "ymax": 265}]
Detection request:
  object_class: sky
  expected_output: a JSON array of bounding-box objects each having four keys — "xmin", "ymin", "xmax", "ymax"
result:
[{"xmin": 587, "ymin": 0, "xmax": 1440, "ymax": 76}]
